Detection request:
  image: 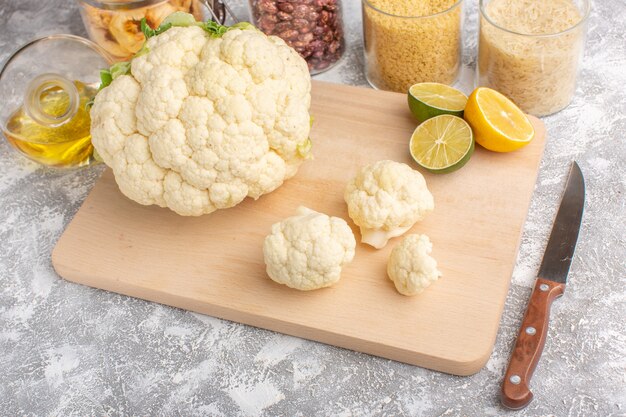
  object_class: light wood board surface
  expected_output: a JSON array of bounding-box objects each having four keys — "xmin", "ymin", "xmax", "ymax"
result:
[{"xmin": 52, "ymin": 81, "xmax": 546, "ymax": 375}]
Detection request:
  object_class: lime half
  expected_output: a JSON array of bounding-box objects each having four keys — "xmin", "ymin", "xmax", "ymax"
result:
[
  {"xmin": 410, "ymin": 115, "xmax": 474, "ymax": 174},
  {"xmin": 408, "ymin": 82, "xmax": 468, "ymax": 123}
]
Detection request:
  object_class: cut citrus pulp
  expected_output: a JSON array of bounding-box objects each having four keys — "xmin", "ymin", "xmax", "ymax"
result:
[
  {"xmin": 408, "ymin": 82, "xmax": 468, "ymax": 123},
  {"xmin": 464, "ymin": 87, "xmax": 534, "ymax": 152},
  {"xmin": 410, "ymin": 115, "xmax": 474, "ymax": 174}
]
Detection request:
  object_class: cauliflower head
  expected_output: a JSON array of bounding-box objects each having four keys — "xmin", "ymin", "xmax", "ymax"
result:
[
  {"xmin": 344, "ymin": 160, "xmax": 434, "ymax": 249},
  {"xmin": 387, "ymin": 234, "xmax": 441, "ymax": 296},
  {"xmin": 263, "ymin": 207, "xmax": 356, "ymax": 291},
  {"xmin": 90, "ymin": 17, "xmax": 312, "ymax": 216}
]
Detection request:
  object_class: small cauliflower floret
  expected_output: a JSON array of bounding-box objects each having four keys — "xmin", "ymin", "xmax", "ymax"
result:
[
  {"xmin": 387, "ymin": 234, "xmax": 441, "ymax": 296},
  {"xmin": 344, "ymin": 160, "xmax": 434, "ymax": 249},
  {"xmin": 90, "ymin": 18, "xmax": 312, "ymax": 216},
  {"xmin": 263, "ymin": 207, "xmax": 356, "ymax": 291}
]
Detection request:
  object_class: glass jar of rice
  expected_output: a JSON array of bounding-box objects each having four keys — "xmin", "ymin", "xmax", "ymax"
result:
[
  {"xmin": 362, "ymin": 0, "xmax": 463, "ymax": 93},
  {"xmin": 477, "ymin": 0, "xmax": 590, "ymax": 116}
]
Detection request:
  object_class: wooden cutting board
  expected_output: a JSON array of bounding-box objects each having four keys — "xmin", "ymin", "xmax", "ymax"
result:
[{"xmin": 52, "ymin": 81, "xmax": 546, "ymax": 375}]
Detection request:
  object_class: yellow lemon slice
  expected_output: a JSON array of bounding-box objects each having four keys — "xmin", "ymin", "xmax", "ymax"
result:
[{"xmin": 464, "ymin": 87, "xmax": 534, "ymax": 152}]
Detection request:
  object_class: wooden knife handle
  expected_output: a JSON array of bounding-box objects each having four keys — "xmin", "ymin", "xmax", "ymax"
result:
[{"xmin": 501, "ymin": 278, "xmax": 566, "ymax": 410}]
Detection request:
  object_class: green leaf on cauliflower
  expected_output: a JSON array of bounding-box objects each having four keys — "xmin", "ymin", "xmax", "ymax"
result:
[
  {"xmin": 200, "ymin": 20, "xmax": 229, "ymax": 38},
  {"xmin": 201, "ymin": 20, "xmax": 256, "ymax": 38},
  {"xmin": 99, "ymin": 62, "xmax": 129, "ymax": 86},
  {"xmin": 141, "ymin": 18, "xmax": 171, "ymax": 39},
  {"xmin": 134, "ymin": 43, "xmax": 150, "ymax": 59},
  {"xmin": 96, "ymin": 61, "xmax": 131, "ymax": 94},
  {"xmin": 229, "ymin": 22, "xmax": 257, "ymax": 32},
  {"xmin": 297, "ymin": 138, "xmax": 313, "ymax": 159},
  {"xmin": 141, "ymin": 13, "xmax": 255, "ymax": 41},
  {"xmin": 160, "ymin": 11, "xmax": 198, "ymax": 28},
  {"xmin": 99, "ymin": 69, "xmax": 113, "ymax": 89},
  {"xmin": 295, "ymin": 117, "xmax": 314, "ymax": 158},
  {"xmin": 110, "ymin": 61, "xmax": 131, "ymax": 80}
]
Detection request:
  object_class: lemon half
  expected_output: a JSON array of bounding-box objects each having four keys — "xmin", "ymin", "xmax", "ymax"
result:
[{"xmin": 464, "ymin": 87, "xmax": 534, "ymax": 152}]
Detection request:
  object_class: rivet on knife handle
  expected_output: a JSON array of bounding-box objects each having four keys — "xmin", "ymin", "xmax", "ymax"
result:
[{"xmin": 501, "ymin": 278, "xmax": 566, "ymax": 410}]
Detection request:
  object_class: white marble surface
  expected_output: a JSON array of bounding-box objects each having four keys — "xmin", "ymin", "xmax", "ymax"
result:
[{"xmin": 1, "ymin": 0, "xmax": 625, "ymax": 415}]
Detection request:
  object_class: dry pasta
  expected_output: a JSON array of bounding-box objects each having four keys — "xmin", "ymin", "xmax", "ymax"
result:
[
  {"xmin": 478, "ymin": 0, "xmax": 586, "ymax": 116},
  {"xmin": 363, "ymin": 0, "xmax": 462, "ymax": 93}
]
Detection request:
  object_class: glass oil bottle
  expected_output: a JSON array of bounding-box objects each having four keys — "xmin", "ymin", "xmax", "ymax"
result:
[
  {"xmin": 0, "ymin": 34, "xmax": 111, "ymax": 168},
  {"xmin": 4, "ymin": 75, "xmax": 98, "ymax": 167}
]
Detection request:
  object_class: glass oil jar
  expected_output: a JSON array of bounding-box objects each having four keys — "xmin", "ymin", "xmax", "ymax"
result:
[{"xmin": 0, "ymin": 35, "xmax": 111, "ymax": 168}]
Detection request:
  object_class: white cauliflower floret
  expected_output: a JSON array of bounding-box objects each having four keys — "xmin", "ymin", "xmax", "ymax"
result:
[
  {"xmin": 344, "ymin": 160, "xmax": 434, "ymax": 249},
  {"xmin": 263, "ymin": 207, "xmax": 356, "ymax": 291},
  {"xmin": 387, "ymin": 234, "xmax": 441, "ymax": 296},
  {"xmin": 90, "ymin": 20, "xmax": 311, "ymax": 216}
]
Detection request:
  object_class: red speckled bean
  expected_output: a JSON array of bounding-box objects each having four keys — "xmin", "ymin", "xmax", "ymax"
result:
[{"xmin": 249, "ymin": 0, "xmax": 345, "ymax": 73}]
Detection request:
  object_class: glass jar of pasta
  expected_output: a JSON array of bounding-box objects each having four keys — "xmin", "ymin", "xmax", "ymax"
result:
[
  {"xmin": 477, "ymin": 0, "xmax": 590, "ymax": 116},
  {"xmin": 362, "ymin": 0, "xmax": 463, "ymax": 93}
]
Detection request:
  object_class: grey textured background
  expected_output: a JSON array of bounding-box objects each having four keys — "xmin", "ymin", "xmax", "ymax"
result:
[{"xmin": 1, "ymin": 0, "xmax": 625, "ymax": 416}]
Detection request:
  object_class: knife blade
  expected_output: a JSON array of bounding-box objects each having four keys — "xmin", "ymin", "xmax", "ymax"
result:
[{"xmin": 501, "ymin": 161, "xmax": 585, "ymax": 410}]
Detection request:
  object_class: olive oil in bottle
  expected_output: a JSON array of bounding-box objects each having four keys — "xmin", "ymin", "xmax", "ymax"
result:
[{"xmin": 3, "ymin": 77, "xmax": 98, "ymax": 168}]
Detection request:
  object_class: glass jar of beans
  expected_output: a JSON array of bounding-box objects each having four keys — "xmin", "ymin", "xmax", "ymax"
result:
[{"xmin": 248, "ymin": 0, "xmax": 345, "ymax": 74}]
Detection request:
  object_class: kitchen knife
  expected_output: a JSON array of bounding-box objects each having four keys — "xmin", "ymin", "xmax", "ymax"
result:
[{"xmin": 501, "ymin": 161, "xmax": 585, "ymax": 410}]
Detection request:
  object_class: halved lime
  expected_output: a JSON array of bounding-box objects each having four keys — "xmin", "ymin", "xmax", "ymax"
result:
[
  {"xmin": 408, "ymin": 82, "xmax": 468, "ymax": 123},
  {"xmin": 410, "ymin": 115, "xmax": 474, "ymax": 174}
]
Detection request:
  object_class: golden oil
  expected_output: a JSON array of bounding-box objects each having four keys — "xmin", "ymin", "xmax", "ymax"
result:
[{"xmin": 4, "ymin": 80, "xmax": 97, "ymax": 168}]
